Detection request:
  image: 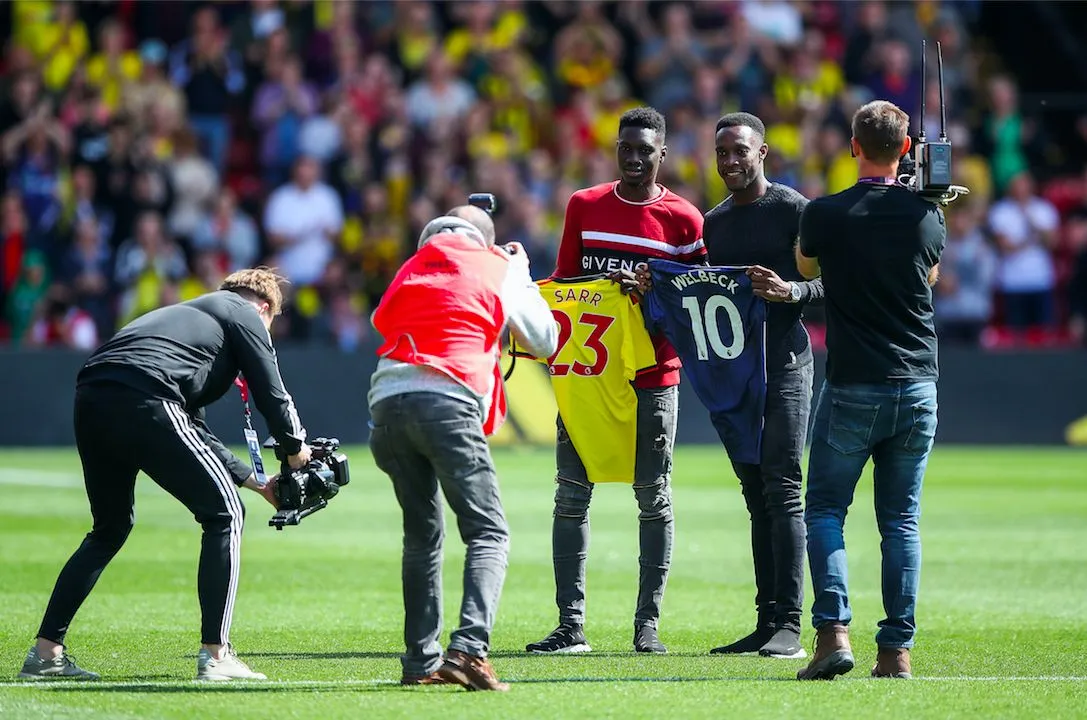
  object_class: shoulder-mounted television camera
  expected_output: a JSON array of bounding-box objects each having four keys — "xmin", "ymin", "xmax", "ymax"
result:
[
  {"xmin": 263, "ymin": 436, "xmax": 350, "ymax": 530},
  {"xmin": 897, "ymin": 40, "xmax": 970, "ymax": 207}
]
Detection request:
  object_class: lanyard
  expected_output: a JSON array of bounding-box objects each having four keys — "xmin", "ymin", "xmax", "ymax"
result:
[
  {"xmin": 235, "ymin": 375, "xmax": 269, "ymax": 487},
  {"xmin": 234, "ymin": 376, "xmax": 254, "ymax": 430}
]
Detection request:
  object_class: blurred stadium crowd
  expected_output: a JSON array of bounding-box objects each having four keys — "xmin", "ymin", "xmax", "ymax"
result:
[{"xmin": 1, "ymin": 0, "xmax": 1086, "ymax": 352}]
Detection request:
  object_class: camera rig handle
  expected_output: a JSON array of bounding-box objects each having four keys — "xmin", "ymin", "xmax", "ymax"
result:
[
  {"xmin": 269, "ymin": 499, "xmax": 328, "ymax": 529},
  {"xmin": 263, "ymin": 436, "xmax": 341, "ymax": 465}
]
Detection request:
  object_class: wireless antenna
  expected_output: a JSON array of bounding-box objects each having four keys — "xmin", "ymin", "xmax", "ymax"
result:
[
  {"xmin": 918, "ymin": 39, "xmax": 927, "ymax": 144},
  {"xmin": 911, "ymin": 37, "xmax": 970, "ymax": 204},
  {"xmin": 937, "ymin": 41, "xmax": 947, "ymax": 142}
]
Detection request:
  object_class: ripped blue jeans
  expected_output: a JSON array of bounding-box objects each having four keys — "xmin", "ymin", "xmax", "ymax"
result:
[{"xmin": 551, "ymin": 385, "xmax": 678, "ymax": 629}]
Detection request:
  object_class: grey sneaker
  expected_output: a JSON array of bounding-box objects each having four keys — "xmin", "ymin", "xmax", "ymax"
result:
[
  {"xmin": 196, "ymin": 646, "xmax": 267, "ymax": 681},
  {"xmin": 18, "ymin": 646, "xmax": 100, "ymax": 681},
  {"xmin": 525, "ymin": 624, "xmax": 592, "ymax": 654},
  {"xmin": 633, "ymin": 625, "xmax": 668, "ymax": 654}
]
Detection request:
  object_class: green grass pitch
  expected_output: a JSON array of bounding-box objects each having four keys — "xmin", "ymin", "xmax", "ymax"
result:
[{"xmin": 1, "ymin": 445, "xmax": 1085, "ymax": 719}]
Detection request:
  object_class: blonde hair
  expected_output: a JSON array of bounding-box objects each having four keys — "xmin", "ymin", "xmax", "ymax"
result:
[{"xmin": 219, "ymin": 267, "xmax": 286, "ymax": 316}]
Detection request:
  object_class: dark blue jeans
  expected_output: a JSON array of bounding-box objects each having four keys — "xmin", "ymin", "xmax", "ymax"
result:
[
  {"xmin": 369, "ymin": 393, "xmax": 510, "ymax": 676},
  {"xmin": 805, "ymin": 380, "xmax": 938, "ymax": 649}
]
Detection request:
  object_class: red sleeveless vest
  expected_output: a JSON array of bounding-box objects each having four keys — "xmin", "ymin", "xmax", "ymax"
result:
[{"xmin": 373, "ymin": 233, "xmax": 511, "ymax": 435}]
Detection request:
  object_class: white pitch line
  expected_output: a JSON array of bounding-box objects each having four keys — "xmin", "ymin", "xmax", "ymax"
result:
[
  {"xmin": 0, "ymin": 468, "xmax": 82, "ymax": 488},
  {"xmin": 1, "ymin": 676, "xmax": 1085, "ymax": 689},
  {"xmin": 912, "ymin": 676, "xmax": 1087, "ymax": 682},
  {"xmin": 0, "ymin": 679, "xmax": 395, "ymax": 689}
]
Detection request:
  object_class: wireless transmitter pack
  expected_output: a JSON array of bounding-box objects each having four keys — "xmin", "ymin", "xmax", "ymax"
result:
[{"xmin": 899, "ymin": 40, "xmax": 971, "ymax": 206}]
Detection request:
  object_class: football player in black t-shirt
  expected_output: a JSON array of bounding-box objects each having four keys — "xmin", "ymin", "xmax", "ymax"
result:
[{"xmin": 700, "ymin": 113, "xmax": 823, "ymax": 661}]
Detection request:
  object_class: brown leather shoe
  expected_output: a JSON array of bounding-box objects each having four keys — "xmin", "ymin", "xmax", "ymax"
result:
[
  {"xmin": 400, "ymin": 669, "xmax": 450, "ymax": 686},
  {"xmin": 871, "ymin": 647, "xmax": 912, "ymax": 679},
  {"xmin": 796, "ymin": 623, "xmax": 855, "ymax": 681},
  {"xmin": 437, "ymin": 649, "xmax": 510, "ymax": 692}
]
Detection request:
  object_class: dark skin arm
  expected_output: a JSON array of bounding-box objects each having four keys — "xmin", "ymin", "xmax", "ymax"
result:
[
  {"xmin": 745, "ymin": 265, "xmax": 794, "ymax": 301},
  {"xmin": 634, "ymin": 264, "xmax": 652, "ymax": 295},
  {"xmin": 608, "ymin": 268, "xmax": 644, "ymax": 298},
  {"xmin": 623, "ymin": 264, "xmax": 798, "ymax": 302}
]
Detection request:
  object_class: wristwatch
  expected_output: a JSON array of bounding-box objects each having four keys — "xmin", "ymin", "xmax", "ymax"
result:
[{"xmin": 787, "ymin": 282, "xmax": 802, "ymax": 303}]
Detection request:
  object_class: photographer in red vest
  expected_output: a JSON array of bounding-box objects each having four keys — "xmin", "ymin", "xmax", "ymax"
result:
[{"xmin": 368, "ymin": 205, "xmax": 557, "ymax": 691}]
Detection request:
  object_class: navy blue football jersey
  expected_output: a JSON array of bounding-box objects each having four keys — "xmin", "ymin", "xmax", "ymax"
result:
[{"xmin": 644, "ymin": 260, "xmax": 768, "ymax": 463}]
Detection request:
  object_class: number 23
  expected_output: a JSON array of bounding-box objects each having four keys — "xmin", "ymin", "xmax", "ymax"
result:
[{"xmin": 547, "ymin": 310, "xmax": 614, "ymax": 376}]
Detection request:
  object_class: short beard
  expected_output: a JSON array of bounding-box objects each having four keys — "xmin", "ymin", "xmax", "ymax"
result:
[{"xmin": 727, "ymin": 168, "xmax": 762, "ymax": 193}]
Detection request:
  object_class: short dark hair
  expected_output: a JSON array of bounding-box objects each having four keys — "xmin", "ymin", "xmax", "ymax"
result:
[
  {"xmin": 715, "ymin": 112, "xmax": 766, "ymax": 139},
  {"xmin": 618, "ymin": 107, "xmax": 666, "ymax": 137},
  {"xmin": 851, "ymin": 101, "xmax": 910, "ymax": 164}
]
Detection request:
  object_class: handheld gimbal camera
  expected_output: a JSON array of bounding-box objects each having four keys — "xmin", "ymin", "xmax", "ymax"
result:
[{"xmin": 264, "ymin": 437, "xmax": 350, "ymax": 530}]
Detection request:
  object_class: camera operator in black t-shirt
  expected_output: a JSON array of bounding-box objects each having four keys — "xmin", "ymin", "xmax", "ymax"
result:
[{"xmin": 794, "ymin": 100, "xmax": 946, "ymax": 682}]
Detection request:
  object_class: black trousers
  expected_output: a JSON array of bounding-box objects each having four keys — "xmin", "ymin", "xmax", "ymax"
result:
[
  {"xmin": 38, "ymin": 383, "xmax": 246, "ymax": 646},
  {"xmin": 729, "ymin": 361, "xmax": 814, "ymax": 634}
]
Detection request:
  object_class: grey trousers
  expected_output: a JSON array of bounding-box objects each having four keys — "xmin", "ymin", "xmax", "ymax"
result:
[
  {"xmin": 369, "ymin": 392, "xmax": 510, "ymax": 676},
  {"xmin": 552, "ymin": 385, "xmax": 679, "ymax": 629}
]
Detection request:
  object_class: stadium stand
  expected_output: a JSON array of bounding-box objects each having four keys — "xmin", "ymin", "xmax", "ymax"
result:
[{"xmin": 0, "ymin": 0, "xmax": 1084, "ymax": 351}]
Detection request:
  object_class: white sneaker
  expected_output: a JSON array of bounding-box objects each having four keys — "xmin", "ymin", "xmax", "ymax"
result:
[{"xmin": 196, "ymin": 645, "xmax": 267, "ymax": 681}]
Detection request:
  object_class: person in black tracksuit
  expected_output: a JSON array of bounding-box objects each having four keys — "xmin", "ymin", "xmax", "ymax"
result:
[
  {"xmin": 19, "ymin": 269, "xmax": 310, "ymax": 682},
  {"xmin": 702, "ymin": 114, "xmax": 823, "ymax": 660}
]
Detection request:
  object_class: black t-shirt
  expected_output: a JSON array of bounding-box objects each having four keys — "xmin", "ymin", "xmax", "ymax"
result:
[
  {"xmin": 704, "ymin": 182, "xmax": 823, "ymax": 371},
  {"xmin": 799, "ymin": 183, "xmax": 946, "ymax": 384}
]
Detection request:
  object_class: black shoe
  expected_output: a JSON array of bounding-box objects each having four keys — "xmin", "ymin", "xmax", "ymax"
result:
[
  {"xmin": 710, "ymin": 626, "xmax": 775, "ymax": 655},
  {"xmin": 759, "ymin": 628, "xmax": 807, "ymax": 659},
  {"xmin": 526, "ymin": 624, "xmax": 592, "ymax": 654},
  {"xmin": 633, "ymin": 625, "xmax": 667, "ymax": 654}
]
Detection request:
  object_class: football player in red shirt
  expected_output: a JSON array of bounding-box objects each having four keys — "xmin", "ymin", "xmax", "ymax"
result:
[{"xmin": 526, "ymin": 107, "xmax": 706, "ymax": 655}]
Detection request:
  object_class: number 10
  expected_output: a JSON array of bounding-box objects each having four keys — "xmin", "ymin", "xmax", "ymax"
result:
[{"xmin": 681, "ymin": 296, "xmax": 744, "ymax": 360}]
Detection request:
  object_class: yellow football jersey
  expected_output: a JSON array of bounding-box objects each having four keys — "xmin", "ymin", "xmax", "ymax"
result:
[{"xmin": 516, "ymin": 278, "xmax": 657, "ymax": 483}]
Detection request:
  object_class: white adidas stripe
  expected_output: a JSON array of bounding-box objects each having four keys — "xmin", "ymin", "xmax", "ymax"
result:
[
  {"xmin": 162, "ymin": 402, "xmax": 242, "ymax": 644},
  {"xmin": 162, "ymin": 402, "xmax": 244, "ymax": 645},
  {"xmin": 269, "ymin": 343, "xmax": 305, "ymax": 440},
  {"xmin": 582, "ymin": 230, "xmax": 705, "ymax": 257},
  {"xmin": 283, "ymin": 390, "xmax": 304, "ymax": 439},
  {"xmin": 163, "ymin": 402, "xmax": 243, "ymax": 645}
]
